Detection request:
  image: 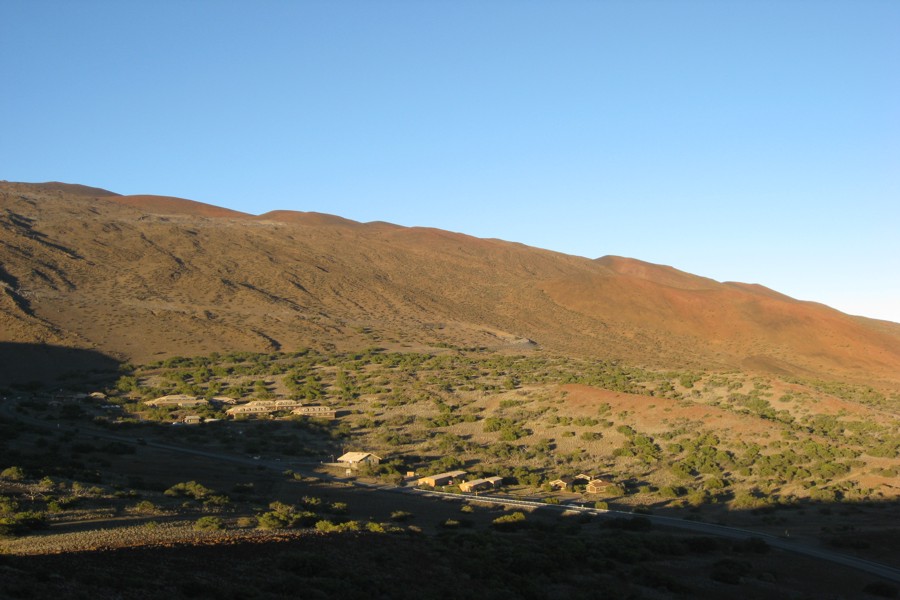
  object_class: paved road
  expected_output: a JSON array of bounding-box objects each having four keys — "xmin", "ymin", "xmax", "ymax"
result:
[{"xmin": 3, "ymin": 398, "xmax": 899, "ymax": 583}]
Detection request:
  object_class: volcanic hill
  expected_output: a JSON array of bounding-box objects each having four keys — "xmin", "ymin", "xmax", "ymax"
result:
[{"xmin": 2, "ymin": 180, "xmax": 899, "ymax": 387}]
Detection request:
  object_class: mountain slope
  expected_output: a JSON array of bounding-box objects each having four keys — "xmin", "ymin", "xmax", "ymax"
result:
[{"xmin": 2, "ymin": 180, "xmax": 899, "ymax": 387}]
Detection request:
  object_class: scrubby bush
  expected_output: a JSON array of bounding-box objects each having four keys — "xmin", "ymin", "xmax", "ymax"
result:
[
  {"xmin": 164, "ymin": 480, "xmax": 214, "ymax": 500},
  {"xmin": 0, "ymin": 496, "xmax": 19, "ymax": 514},
  {"xmin": 492, "ymin": 511, "xmax": 527, "ymax": 531},
  {"xmin": 0, "ymin": 511, "xmax": 47, "ymax": 537},
  {"xmin": 132, "ymin": 500, "xmax": 159, "ymax": 514},
  {"xmin": 194, "ymin": 516, "xmax": 224, "ymax": 530},
  {"xmin": 257, "ymin": 511, "xmax": 290, "ymax": 530},
  {"xmin": 315, "ymin": 519, "xmax": 361, "ymax": 533},
  {"xmin": 659, "ymin": 486, "xmax": 686, "ymax": 498},
  {"xmin": 327, "ymin": 502, "xmax": 348, "ymax": 515},
  {"xmin": 0, "ymin": 466, "xmax": 26, "ymax": 481}
]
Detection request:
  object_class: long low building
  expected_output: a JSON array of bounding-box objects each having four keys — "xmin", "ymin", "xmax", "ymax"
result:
[
  {"xmin": 291, "ymin": 405, "xmax": 337, "ymax": 419},
  {"xmin": 549, "ymin": 473, "xmax": 592, "ymax": 490},
  {"xmin": 459, "ymin": 476, "xmax": 503, "ymax": 493},
  {"xmin": 145, "ymin": 395, "xmax": 209, "ymax": 408},
  {"xmin": 226, "ymin": 400, "xmax": 304, "ymax": 416},
  {"xmin": 416, "ymin": 470, "xmax": 467, "ymax": 488}
]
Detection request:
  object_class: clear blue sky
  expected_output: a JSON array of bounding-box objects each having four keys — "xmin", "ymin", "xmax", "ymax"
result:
[{"xmin": 3, "ymin": 1, "xmax": 899, "ymax": 322}]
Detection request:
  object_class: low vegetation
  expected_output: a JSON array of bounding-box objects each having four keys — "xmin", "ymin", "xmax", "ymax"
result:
[
  {"xmin": 93, "ymin": 347, "xmax": 900, "ymax": 507},
  {"xmin": 2, "ymin": 346, "xmax": 899, "ymax": 598}
]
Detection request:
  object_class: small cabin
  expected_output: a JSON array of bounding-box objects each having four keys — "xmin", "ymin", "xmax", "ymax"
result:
[{"xmin": 337, "ymin": 452, "xmax": 382, "ymax": 467}]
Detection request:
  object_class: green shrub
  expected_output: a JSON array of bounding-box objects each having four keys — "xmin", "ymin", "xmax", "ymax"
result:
[
  {"xmin": 492, "ymin": 511, "xmax": 527, "ymax": 531},
  {"xmin": 0, "ymin": 466, "xmax": 26, "ymax": 481},
  {"xmin": 164, "ymin": 481, "xmax": 214, "ymax": 500},
  {"xmin": 327, "ymin": 502, "xmax": 348, "ymax": 515},
  {"xmin": 258, "ymin": 511, "xmax": 290, "ymax": 530},
  {"xmin": 193, "ymin": 516, "xmax": 224, "ymax": 531},
  {"xmin": 132, "ymin": 500, "xmax": 158, "ymax": 515},
  {"xmin": 0, "ymin": 496, "xmax": 19, "ymax": 514},
  {"xmin": 0, "ymin": 511, "xmax": 47, "ymax": 537},
  {"xmin": 366, "ymin": 521, "xmax": 386, "ymax": 533},
  {"xmin": 659, "ymin": 486, "xmax": 685, "ymax": 498}
]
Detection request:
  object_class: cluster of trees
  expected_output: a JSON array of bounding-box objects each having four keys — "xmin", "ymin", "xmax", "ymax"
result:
[
  {"xmin": 483, "ymin": 417, "xmax": 531, "ymax": 441},
  {"xmin": 613, "ymin": 426, "xmax": 661, "ymax": 464},
  {"xmin": 251, "ymin": 497, "xmax": 399, "ymax": 534},
  {"xmin": 0, "ymin": 467, "xmax": 114, "ymax": 537}
]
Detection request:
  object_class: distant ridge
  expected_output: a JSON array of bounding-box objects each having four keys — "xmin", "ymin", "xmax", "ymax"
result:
[
  {"xmin": 2, "ymin": 180, "xmax": 899, "ymax": 388},
  {"xmin": 105, "ymin": 193, "xmax": 401, "ymax": 229},
  {"xmin": 16, "ymin": 181, "xmax": 121, "ymax": 197},
  {"xmin": 254, "ymin": 210, "xmax": 400, "ymax": 230},
  {"xmin": 108, "ymin": 194, "xmax": 253, "ymax": 219}
]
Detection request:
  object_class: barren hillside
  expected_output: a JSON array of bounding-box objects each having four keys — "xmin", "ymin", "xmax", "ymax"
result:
[{"xmin": 2, "ymin": 180, "xmax": 899, "ymax": 387}]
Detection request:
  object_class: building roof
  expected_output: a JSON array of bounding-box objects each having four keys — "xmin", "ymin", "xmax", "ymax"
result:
[
  {"xmin": 153, "ymin": 394, "xmax": 197, "ymax": 402},
  {"xmin": 292, "ymin": 405, "xmax": 336, "ymax": 414},
  {"xmin": 337, "ymin": 451, "xmax": 381, "ymax": 463},
  {"xmin": 145, "ymin": 394, "xmax": 209, "ymax": 407},
  {"xmin": 416, "ymin": 470, "xmax": 467, "ymax": 484},
  {"xmin": 459, "ymin": 476, "xmax": 503, "ymax": 491},
  {"xmin": 586, "ymin": 478, "xmax": 614, "ymax": 489},
  {"xmin": 433, "ymin": 470, "xmax": 467, "ymax": 479}
]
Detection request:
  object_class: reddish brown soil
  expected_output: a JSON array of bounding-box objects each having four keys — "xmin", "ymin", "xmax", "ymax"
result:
[{"xmin": 2, "ymin": 180, "xmax": 899, "ymax": 390}]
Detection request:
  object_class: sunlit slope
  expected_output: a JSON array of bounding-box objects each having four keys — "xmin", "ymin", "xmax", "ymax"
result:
[{"xmin": 2, "ymin": 180, "xmax": 899, "ymax": 386}]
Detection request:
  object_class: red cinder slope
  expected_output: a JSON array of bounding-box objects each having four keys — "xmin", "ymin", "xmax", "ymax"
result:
[
  {"xmin": 542, "ymin": 256, "xmax": 900, "ymax": 380},
  {"xmin": 1, "ymin": 181, "xmax": 898, "ymax": 387}
]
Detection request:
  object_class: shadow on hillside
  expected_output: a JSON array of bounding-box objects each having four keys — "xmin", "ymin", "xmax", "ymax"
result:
[{"xmin": 0, "ymin": 342, "xmax": 121, "ymax": 390}]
